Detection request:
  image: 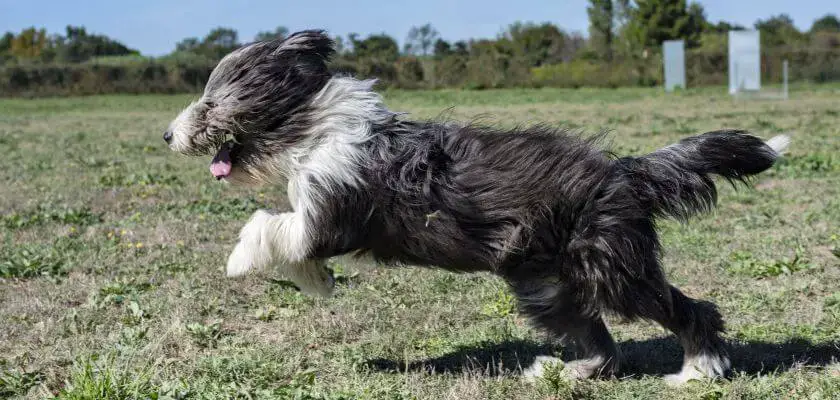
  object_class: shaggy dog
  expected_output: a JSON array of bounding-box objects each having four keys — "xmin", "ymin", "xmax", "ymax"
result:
[{"xmin": 165, "ymin": 30, "xmax": 789, "ymax": 383}]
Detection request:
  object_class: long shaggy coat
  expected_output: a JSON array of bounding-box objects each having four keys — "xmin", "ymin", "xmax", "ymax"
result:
[{"xmin": 165, "ymin": 30, "xmax": 790, "ymax": 382}]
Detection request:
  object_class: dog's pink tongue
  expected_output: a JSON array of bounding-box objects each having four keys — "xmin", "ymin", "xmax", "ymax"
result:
[{"xmin": 210, "ymin": 144, "xmax": 232, "ymax": 179}]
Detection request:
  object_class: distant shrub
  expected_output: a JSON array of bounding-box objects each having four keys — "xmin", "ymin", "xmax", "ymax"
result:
[{"xmin": 1, "ymin": 47, "xmax": 838, "ymax": 97}]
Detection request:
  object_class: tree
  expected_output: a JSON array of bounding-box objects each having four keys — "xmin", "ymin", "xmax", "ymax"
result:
[
  {"xmin": 810, "ymin": 14, "xmax": 840, "ymax": 33},
  {"xmin": 588, "ymin": 0, "xmax": 614, "ymax": 61},
  {"xmin": 404, "ymin": 23, "xmax": 439, "ymax": 56},
  {"xmin": 453, "ymin": 41, "xmax": 469, "ymax": 56},
  {"xmin": 333, "ymin": 35, "xmax": 346, "ymax": 54},
  {"xmin": 176, "ymin": 37, "xmax": 201, "ymax": 52},
  {"xmin": 755, "ymin": 14, "xmax": 804, "ymax": 47},
  {"xmin": 707, "ymin": 21, "xmax": 746, "ymax": 33},
  {"xmin": 504, "ymin": 22, "xmax": 567, "ymax": 66},
  {"xmin": 624, "ymin": 0, "xmax": 707, "ymax": 49},
  {"xmin": 57, "ymin": 25, "xmax": 137, "ymax": 62},
  {"xmin": 349, "ymin": 33, "xmax": 399, "ymax": 61},
  {"xmin": 175, "ymin": 27, "xmax": 240, "ymax": 59},
  {"xmin": 254, "ymin": 26, "xmax": 289, "ymax": 42},
  {"xmin": 0, "ymin": 32, "xmax": 12, "ymax": 54},
  {"xmin": 203, "ymin": 27, "xmax": 239, "ymax": 53},
  {"xmin": 10, "ymin": 27, "xmax": 49, "ymax": 59},
  {"xmin": 433, "ymin": 38, "xmax": 451, "ymax": 57}
]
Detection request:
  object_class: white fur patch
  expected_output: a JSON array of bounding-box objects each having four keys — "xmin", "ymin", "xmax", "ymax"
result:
[
  {"xmin": 226, "ymin": 209, "xmax": 334, "ymax": 296},
  {"xmin": 765, "ymin": 134, "xmax": 791, "ymax": 155},
  {"xmin": 664, "ymin": 352, "xmax": 730, "ymax": 385},
  {"xmin": 523, "ymin": 356, "xmax": 563, "ymax": 382},
  {"xmin": 168, "ymin": 100, "xmax": 200, "ymax": 154},
  {"xmin": 223, "ymin": 77, "xmax": 396, "ymax": 297}
]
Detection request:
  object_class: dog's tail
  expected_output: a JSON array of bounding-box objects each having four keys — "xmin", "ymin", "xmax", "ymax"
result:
[{"xmin": 622, "ymin": 130, "xmax": 789, "ymax": 221}]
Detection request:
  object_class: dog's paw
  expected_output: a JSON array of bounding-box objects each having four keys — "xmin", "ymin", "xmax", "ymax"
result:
[
  {"xmin": 522, "ymin": 356, "xmax": 565, "ymax": 383},
  {"xmin": 226, "ymin": 239, "xmax": 255, "ymax": 277},
  {"xmin": 665, "ymin": 352, "xmax": 730, "ymax": 385},
  {"xmin": 286, "ymin": 259, "xmax": 335, "ymax": 297},
  {"xmin": 226, "ymin": 210, "xmax": 276, "ymax": 277}
]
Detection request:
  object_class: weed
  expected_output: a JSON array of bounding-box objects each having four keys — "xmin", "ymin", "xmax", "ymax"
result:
[
  {"xmin": 55, "ymin": 355, "xmax": 159, "ymax": 400},
  {"xmin": 186, "ymin": 320, "xmax": 224, "ymax": 348},
  {"xmin": 99, "ymin": 170, "xmax": 180, "ymax": 187},
  {"xmin": 90, "ymin": 279, "xmax": 154, "ymax": 307},
  {"xmin": 0, "ymin": 244, "xmax": 67, "ymax": 279},
  {"xmin": 167, "ymin": 196, "xmax": 264, "ymax": 219},
  {"xmin": 0, "ymin": 367, "xmax": 44, "ymax": 398},
  {"xmin": 3, "ymin": 205, "xmax": 100, "ymax": 229},
  {"xmin": 481, "ymin": 289, "xmax": 516, "ymax": 318},
  {"xmin": 725, "ymin": 250, "xmax": 814, "ymax": 278}
]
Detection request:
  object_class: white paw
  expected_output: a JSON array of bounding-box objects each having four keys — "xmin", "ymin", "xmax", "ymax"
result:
[
  {"xmin": 287, "ymin": 259, "xmax": 335, "ymax": 297},
  {"xmin": 523, "ymin": 356, "xmax": 563, "ymax": 382},
  {"xmin": 665, "ymin": 352, "xmax": 730, "ymax": 385},
  {"xmin": 664, "ymin": 368, "xmax": 705, "ymax": 385},
  {"xmin": 225, "ymin": 210, "xmax": 275, "ymax": 277},
  {"xmin": 226, "ymin": 239, "xmax": 254, "ymax": 277}
]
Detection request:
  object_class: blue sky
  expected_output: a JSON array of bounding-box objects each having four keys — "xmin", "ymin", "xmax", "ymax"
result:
[{"xmin": 1, "ymin": 0, "xmax": 836, "ymax": 56}]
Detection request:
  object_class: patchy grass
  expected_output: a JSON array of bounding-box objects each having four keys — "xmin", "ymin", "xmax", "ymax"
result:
[
  {"xmin": 0, "ymin": 243, "xmax": 68, "ymax": 279},
  {"xmin": 0, "ymin": 87, "xmax": 839, "ymax": 398}
]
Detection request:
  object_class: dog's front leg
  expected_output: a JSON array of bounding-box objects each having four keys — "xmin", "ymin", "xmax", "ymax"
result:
[{"xmin": 226, "ymin": 209, "xmax": 335, "ymax": 296}]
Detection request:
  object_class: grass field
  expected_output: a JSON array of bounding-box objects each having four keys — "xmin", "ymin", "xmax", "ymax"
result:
[{"xmin": 1, "ymin": 85, "xmax": 839, "ymax": 399}]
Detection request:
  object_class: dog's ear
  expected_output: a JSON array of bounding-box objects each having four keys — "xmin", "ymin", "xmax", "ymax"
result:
[{"xmin": 273, "ymin": 30, "xmax": 335, "ymax": 63}]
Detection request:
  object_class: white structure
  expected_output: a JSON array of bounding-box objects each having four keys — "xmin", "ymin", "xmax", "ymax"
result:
[
  {"xmin": 663, "ymin": 40, "xmax": 686, "ymax": 92},
  {"xmin": 728, "ymin": 30, "xmax": 761, "ymax": 94}
]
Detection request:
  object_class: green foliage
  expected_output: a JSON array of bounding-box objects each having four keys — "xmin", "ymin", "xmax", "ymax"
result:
[
  {"xmin": 56, "ymin": 356, "xmax": 158, "ymax": 400},
  {"xmin": 0, "ymin": 367, "xmax": 44, "ymax": 398},
  {"xmin": 3, "ymin": 13, "xmax": 840, "ymax": 95},
  {"xmin": 254, "ymin": 26, "xmax": 289, "ymax": 42},
  {"xmin": 98, "ymin": 170, "xmax": 181, "ymax": 187},
  {"xmin": 532, "ymin": 59, "xmax": 659, "ymax": 88},
  {"xmin": 725, "ymin": 251, "xmax": 815, "ymax": 278},
  {"xmin": 811, "ymin": 14, "xmax": 840, "ymax": 33},
  {"xmin": 481, "ymin": 289, "xmax": 516, "ymax": 318},
  {"xmin": 404, "ymin": 23, "xmax": 439, "ymax": 56},
  {"xmin": 0, "ymin": 244, "xmax": 67, "ymax": 279},
  {"xmin": 90, "ymin": 278, "xmax": 154, "ymax": 307},
  {"xmin": 624, "ymin": 0, "xmax": 707, "ymax": 49},
  {"xmin": 167, "ymin": 196, "xmax": 263, "ymax": 219},
  {"xmin": 773, "ymin": 153, "xmax": 840, "ymax": 177},
  {"xmin": 55, "ymin": 26, "xmax": 139, "ymax": 63},
  {"xmin": 175, "ymin": 27, "xmax": 240, "ymax": 60},
  {"xmin": 186, "ymin": 320, "xmax": 224, "ymax": 348},
  {"xmin": 3, "ymin": 205, "xmax": 100, "ymax": 229},
  {"xmin": 588, "ymin": 0, "xmax": 615, "ymax": 61},
  {"xmin": 348, "ymin": 33, "xmax": 400, "ymax": 62},
  {"xmin": 756, "ymin": 14, "xmax": 806, "ymax": 48}
]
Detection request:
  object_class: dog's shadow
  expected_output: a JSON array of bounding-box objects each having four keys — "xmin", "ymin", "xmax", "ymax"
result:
[{"xmin": 364, "ymin": 337, "xmax": 840, "ymax": 378}]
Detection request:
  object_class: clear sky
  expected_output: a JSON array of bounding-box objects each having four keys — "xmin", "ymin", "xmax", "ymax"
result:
[{"xmin": 1, "ymin": 0, "xmax": 836, "ymax": 56}]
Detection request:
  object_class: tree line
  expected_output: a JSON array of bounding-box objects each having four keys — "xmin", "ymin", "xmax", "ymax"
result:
[{"xmin": 2, "ymin": 0, "xmax": 839, "ymax": 96}]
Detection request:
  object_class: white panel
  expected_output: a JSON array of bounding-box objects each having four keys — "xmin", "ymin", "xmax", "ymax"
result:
[
  {"xmin": 729, "ymin": 30, "xmax": 761, "ymax": 94},
  {"xmin": 663, "ymin": 40, "xmax": 686, "ymax": 92}
]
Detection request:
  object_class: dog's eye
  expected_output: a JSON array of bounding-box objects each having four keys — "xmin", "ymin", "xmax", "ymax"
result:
[{"xmin": 204, "ymin": 100, "xmax": 216, "ymax": 108}]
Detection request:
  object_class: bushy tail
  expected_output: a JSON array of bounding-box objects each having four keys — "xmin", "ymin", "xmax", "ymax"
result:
[{"xmin": 623, "ymin": 130, "xmax": 790, "ymax": 221}]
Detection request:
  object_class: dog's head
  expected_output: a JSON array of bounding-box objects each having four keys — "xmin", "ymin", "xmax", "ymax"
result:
[{"xmin": 164, "ymin": 30, "xmax": 335, "ymax": 185}]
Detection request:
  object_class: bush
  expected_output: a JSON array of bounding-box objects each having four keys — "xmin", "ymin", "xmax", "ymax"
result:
[
  {"xmin": 531, "ymin": 59, "xmax": 660, "ymax": 88},
  {"xmin": 1, "ymin": 47, "xmax": 838, "ymax": 97}
]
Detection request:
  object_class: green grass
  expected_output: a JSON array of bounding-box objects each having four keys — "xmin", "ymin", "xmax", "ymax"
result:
[{"xmin": 0, "ymin": 86, "xmax": 839, "ymax": 399}]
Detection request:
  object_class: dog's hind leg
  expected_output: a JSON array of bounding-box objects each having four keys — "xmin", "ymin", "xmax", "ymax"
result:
[
  {"xmin": 647, "ymin": 285, "xmax": 730, "ymax": 384},
  {"xmin": 509, "ymin": 276, "xmax": 620, "ymax": 380}
]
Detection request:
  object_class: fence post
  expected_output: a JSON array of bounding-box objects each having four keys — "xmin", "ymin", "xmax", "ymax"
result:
[{"xmin": 783, "ymin": 60, "xmax": 789, "ymax": 100}]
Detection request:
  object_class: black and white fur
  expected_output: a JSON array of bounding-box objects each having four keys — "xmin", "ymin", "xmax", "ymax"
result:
[{"xmin": 165, "ymin": 30, "xmax": 790, "ymax": 383}]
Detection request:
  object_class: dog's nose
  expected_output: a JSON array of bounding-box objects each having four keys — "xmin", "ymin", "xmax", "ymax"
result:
[{"xmin": 163, "ymin": 129, "xmax": 173, "ymax": 143}]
